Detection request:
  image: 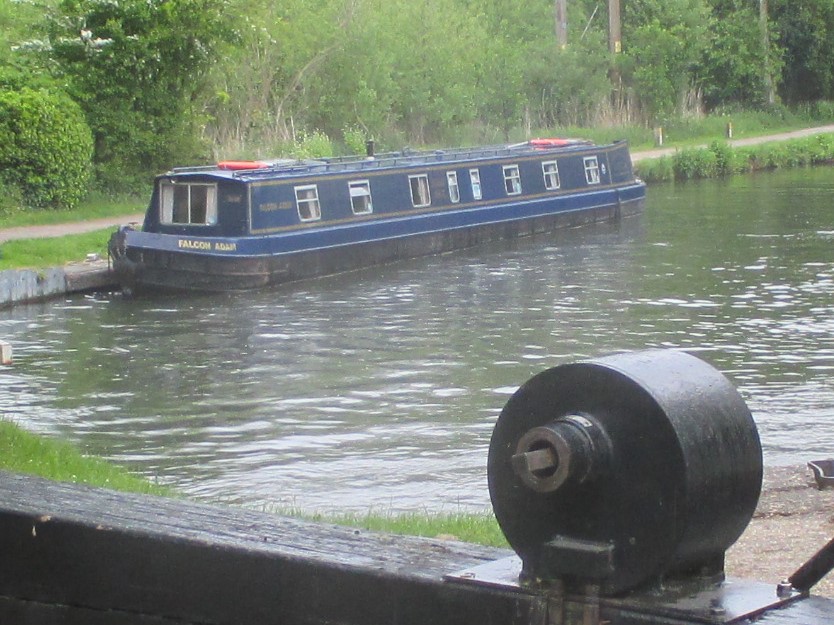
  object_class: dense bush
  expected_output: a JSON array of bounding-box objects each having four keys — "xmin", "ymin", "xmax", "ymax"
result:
[
  {"xmin": 0, "ymin": 87, "xmax": 93, "ymax": 209},
  {"xmin": 673, "ymin": 147, "xmax": 718, "ymax": 180},
  {"xmin": 635, "ymin": 134, "xmax": 834, "ymax": 183}
]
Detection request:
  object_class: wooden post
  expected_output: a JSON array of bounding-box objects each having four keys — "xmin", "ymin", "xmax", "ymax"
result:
[
  {"xmin": 0, "ymin": 341, "xmax": 10, "ymax": 365},
  {"xmin": 555, "ymin": 0, "xmax": 568, "ymax": 49}
]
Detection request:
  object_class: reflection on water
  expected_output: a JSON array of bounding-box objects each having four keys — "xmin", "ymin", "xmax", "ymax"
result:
[{"xmin": 1, "ymin": 168, "xmax": 833, "ymax": 513}]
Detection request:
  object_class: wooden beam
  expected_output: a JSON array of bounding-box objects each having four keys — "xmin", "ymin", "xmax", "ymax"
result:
[
  {"xmin": 0, "ymin": 472, "xmax": 832, "ymax": 624},
  {"xmin": 0, "ymin": 472, "xmax": 532, "ymax": 625}
]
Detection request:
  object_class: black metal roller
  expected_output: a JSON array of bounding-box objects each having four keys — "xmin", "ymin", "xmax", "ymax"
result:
[{"xmin": 487, "ymin": 349, "xmax": 763, "ymax": 596}]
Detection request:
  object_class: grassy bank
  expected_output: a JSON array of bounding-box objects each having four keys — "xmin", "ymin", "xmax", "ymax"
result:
[
  {"xmin": 0, "ymin": 192, "xmax": 143, "ymax": 230},
  {"xmin": 0, "ymin": 419, "xmax": 168, "ymax": 496},
  {"xmin": 301, "ymin": 509, "xmax": 506, "ymax": 547},
  {"xmin": 0, "ymin": 228, "xmax": 112, "ymax": 271},
  {"xmin": 634, "ymin": 133, "xmax": 834, "ymax": 183},
  {"xmin": 0, "ymin": 418, "xmax": 504, "ymax": 543}
]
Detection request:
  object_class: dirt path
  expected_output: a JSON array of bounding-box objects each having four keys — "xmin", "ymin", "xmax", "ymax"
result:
[
  {"xmin": 0, "ymin": 213, "xmax": 144, "ymax": 244},
  {"xmin": 728, "ymin": 465, "xmax": 834, "ymax": 597},
  {"xmin": 631, "ymin": 123, "xmax": 834, "ymax": 161}
]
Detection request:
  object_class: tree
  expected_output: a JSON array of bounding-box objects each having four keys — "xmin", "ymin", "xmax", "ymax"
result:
[
  {"xmin": 618, "ymin": 0, "xmax": 709, "ymax": 123},
  {"xmin": 44, "ymin": 0, "xmax": 235, "ymax": 190},
  {"xmin": 203, "ymin": 0, "xmax": 351, "ymax": 155},
  {"xmin": 697, "ymin": 0, "xmax": 783, "ymax": 110},
  {"xmin": 770, "ymin": 0, "xmax": 834, "ymax": 104}
]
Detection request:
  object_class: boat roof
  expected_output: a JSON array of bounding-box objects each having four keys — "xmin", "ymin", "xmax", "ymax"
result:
[{"xmin": 164, "ymin": 138, "xmax": 609, "ymax": 182}]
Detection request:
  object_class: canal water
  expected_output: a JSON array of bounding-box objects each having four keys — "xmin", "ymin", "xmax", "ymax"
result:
[{"xmin": 1, "ymin": 168, "xmax": 833, "ymax": 513}]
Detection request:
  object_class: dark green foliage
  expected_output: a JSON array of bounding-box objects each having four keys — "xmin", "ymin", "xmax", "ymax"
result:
[
  {"xmin": 4, "ymin": 0, "xmax": 834, "ymax": 176},
  {"xmin": 771, "ymin": 0, "xmax": 834, "ymax": 104},
  {"xmin": 697, "ymin": 1, "xmax": 782, "ymax": 110},
  {"xmin": 45, "ymin": 0, "xmax": 235, "ymax": 192},
  {"xmin": 0, "ymin": 87, "xmax": 93, "ymax": 209}
]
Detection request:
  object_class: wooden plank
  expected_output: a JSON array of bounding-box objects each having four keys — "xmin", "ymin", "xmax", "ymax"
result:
[
  {"xmin": 1, "ymin": 471, "xmax": 833, "ymax": 625},
  {"xmin": 0, "ymin": 471, "xmax": 538, "ymax": 625}
]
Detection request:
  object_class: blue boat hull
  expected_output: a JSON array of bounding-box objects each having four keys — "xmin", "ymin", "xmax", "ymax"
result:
[{"xmin": 113, "ymin": 183, "xmax": 644, "ymax": 293}]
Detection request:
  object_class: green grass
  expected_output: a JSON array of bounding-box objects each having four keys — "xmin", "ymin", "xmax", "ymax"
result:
[
  {"xmin": 0, "ymin": 417, "xmax": 504, "ymax": 545},
  {"xmin": 0, "ymin": 419, "xmax": 169, "ymax": 496},
  {"xmin": 530, "ymin": 109, "xmax": 834, "ymax": 151},
  {"xmin": 0, "ymin": 192, "xmax": 144, "ymax": 230},
  {"xmin": 634, "ymin": 133, "xmax": 834, "ymax": 182},
  {"xmin": 0, "ymin": 228, "xmax": 112, "ymax": 271},
  {"xmin": 299, "ymin": 509, "xmax": 508, "ymax": 547}
]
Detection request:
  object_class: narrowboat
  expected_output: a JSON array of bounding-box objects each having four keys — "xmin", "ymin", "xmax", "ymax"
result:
[{"xmin": 108, "ymin": 139, "xmax": 646, "ymax": 293}]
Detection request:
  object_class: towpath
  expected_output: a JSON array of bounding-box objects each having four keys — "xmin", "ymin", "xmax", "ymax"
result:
[
  {"xmin": 631, "ymin": 123, "xmax": 834, "ymax": 161},
  {"xmin": 2, "ymin": 123, "xmax": 834, "ymax": 244},
  {"xmin": 0, "ymin": 213, "xmax": 144, "ymax": 244}
]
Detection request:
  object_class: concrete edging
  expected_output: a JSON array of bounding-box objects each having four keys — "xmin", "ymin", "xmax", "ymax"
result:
[{"xmin": 0, "ymin": 260, "xmax": 117, "ymax": 309}]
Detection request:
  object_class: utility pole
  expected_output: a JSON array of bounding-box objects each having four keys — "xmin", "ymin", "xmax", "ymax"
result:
[
  {"xmin": 608, "ymin": 0, "xmax": 622, "ymax": 108},
  {"xmin": 608, "ymin": 0, "xmax": 621, "ymax": 55},
  {"xmin": 759, "ymin": 0, "xmax": 776, "ymax": 105},
  {"xmin": 555, "ymin": 0, "xmax": 568, "ymax": 49}
]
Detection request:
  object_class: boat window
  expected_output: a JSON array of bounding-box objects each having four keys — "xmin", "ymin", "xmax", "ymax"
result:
[
  {"xmin": 469, "ymin": 169, "xmax": 482, "ymax": 200},
  {"xmin": 584, "ymin": 156, "xmax": 601, "ymax": 184},
  {"xmin": 295, "ymin": 185, "xmax": 322, "ymax": 221},
  {"xmin": 349, "ymin": 180, "xmax": 373, "ymax": 215},
  {"xmin": 160, "ymin": 181, "xmax": 218, "ymax": 226},
  {"xmin": 542, "ymin": 161, "xmax": 561, "ymax": 190},
  {"xmin": 503, "ymin": 165, "xmax": 522, "ymax": 195},
  {"xmin": 409, "ymin": 174, "xmax": 431, "ymax": 207},
  {"xmin": 447, "ymin": 171, "xmax": 460, "ymax": 203}
]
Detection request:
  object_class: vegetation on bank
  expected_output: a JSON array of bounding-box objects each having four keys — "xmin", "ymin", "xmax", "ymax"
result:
[
  {"xmin": 635, "ymin": 133, "xmax": 834, "ymax": 183},
  {"xmin": 0, "ymin": 419, "xmax": 169, "ymax": 495},
  {"xmin": 3, "ymin": 0, "xmax": 834, "ymax": 207},
  {"xmin": 0, "ymin": 229, "xmax": 111, "ymax": 271},
  {"xmin": 299, "ymin": 509, "xmax": 506, "ymax": 548},
  {"xmin": 0, "ymin": 417, "xmax": 502, "ymax": 544},
  {"xmin": 0, "ymin": 193, "xmax": 144, "ymax": 230}
]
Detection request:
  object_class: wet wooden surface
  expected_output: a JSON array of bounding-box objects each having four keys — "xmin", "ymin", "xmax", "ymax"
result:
[{"xmin": 1, "ymin": 470, "xmax": 833, "ymax": 625}]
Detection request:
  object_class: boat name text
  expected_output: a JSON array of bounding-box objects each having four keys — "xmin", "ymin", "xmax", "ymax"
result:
[
  {"xmin": 178, "ymin": 239, "xmax": 237, "ymax": 252},
  {"xmin": 259, "ymin": 201, "xmax": 294, "ymax": 211}
]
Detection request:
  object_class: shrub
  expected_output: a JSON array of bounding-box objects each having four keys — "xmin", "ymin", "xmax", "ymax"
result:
[
  {"xmin": 708, "ymin": 141, "xmax": 737, "ymax": 176},
  {"xmin": 342, "ymin": 126, "xmax": 370, "ymax": 156},
  {"xmin": 0, "ymin": 88, "xmax": 93, "ymax": 209},
  {"xmin": 673, "ymin": 147, "xmax": 717, "ymax": 180},
  {"xmin": 0, "ymin": 178, "xmax": 23, "ymax": 215},
  {"xmin": 291, "ymin": 130, "xmax": 334, "ymax": 159},
  {"xmin": 634, "ymin": 156, "xmax": 673, "ymax": 183}
]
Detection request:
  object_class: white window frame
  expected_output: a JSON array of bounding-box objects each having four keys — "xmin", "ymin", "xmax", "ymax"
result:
[
  {"xmin": 159, "ymin": 181, "xmax": 218, "ymax": 226},
  {"xmin": 295, "ymin": 184, "xmax": 322, "ymax": 221},
  {"xmin": 409, "ymin": 174, "xmax": 431, "ymax": 207},
  {"xmin": 503, "ymin": 165, "xmax": 522, "ymax": 195},
  {"xmin": 542, "ymin": 160, "xmax": 561, "ymax": 190},
  {"xmin": 349, "ymin": 180, "xmax": 373, "ymax": 215},
  {"xmin": 446, "ymin": 171, "xmax": 460, "ymax": 203},
  {"xmin": 584, "ymin": 156, "xmax": 601, "ymax": 185},
  {"xmin": 469, "ymin": 168, "xmax": 482, "ymax": 200}
]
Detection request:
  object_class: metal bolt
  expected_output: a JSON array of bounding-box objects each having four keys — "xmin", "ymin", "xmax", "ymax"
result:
[{"xmin": 776, "ymin": 580, "xmax": 793, "ymax": 597}]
